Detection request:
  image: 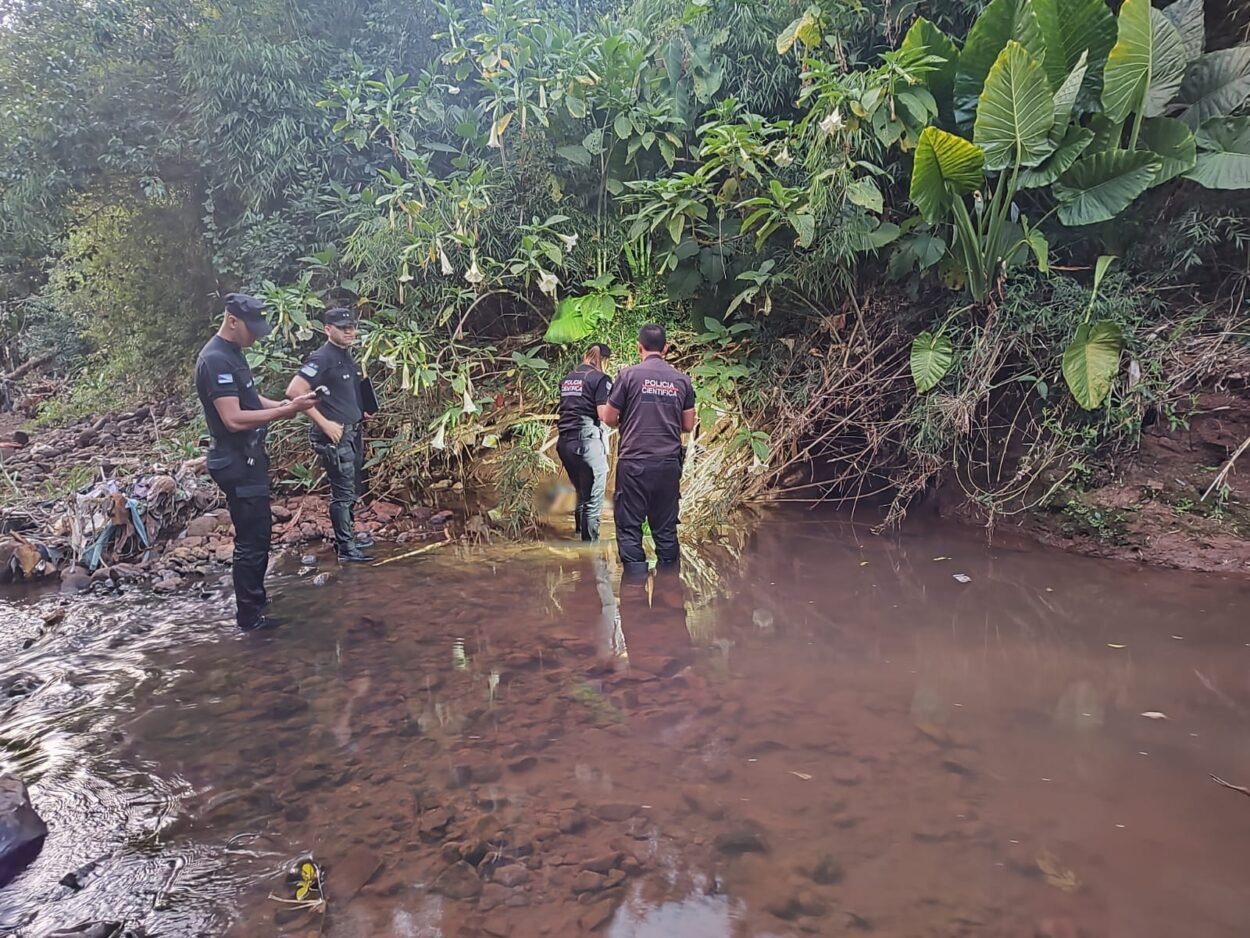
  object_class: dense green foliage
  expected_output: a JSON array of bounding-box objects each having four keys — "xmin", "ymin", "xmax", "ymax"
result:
[{"xmin": 1, "ymin": 0, "xmax": 1247, "ymax": 528}]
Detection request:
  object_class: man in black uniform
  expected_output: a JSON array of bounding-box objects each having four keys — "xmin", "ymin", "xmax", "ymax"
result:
[
  {"xmin": 285, "ymin": 308, "xmax": 376, "ymax": 562},
  {"xmin": 195, "ymin": 293, "xmax": 317, "ymax": 630},
  {"xmin": 603, "ymin": 324, "xmax": 696, "ymax": 573},
  {"xmin": 556, "ymin": 343, "xmax": 612, "ymax": 542}
]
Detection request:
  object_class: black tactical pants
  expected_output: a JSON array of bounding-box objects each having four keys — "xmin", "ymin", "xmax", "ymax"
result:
[
  {"xmin": 208, "ymin": 449, "xmax": 271, "ymax": 630},
  {"xmin": 557, "ymin": 426, "xmax": 609, "ymax": 542},
  {"xmin": 313, "ymin": 425, "xmax": 364, "ymax": 555},
  {"xmin": 614, "ymin": 458, "xmax": 682, "ymax": 570}
]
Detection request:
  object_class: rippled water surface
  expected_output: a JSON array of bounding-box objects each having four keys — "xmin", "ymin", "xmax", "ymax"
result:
[{"xmin": 3, "ymin": 513, "xmax": 1250, "ymax": 938}]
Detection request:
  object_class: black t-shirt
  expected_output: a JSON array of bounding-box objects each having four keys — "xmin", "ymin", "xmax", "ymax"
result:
[
  {"xmin": 195, "ymin": 335, "xmax": 264, "ymax": 446},
  {"xmin": 298, "ymin": 341, "xmax": 364, "ymax": 425},
  {"xmin": 557, "ymin": 363, "xmax": 612, "ymax": 436},
  {"xmin": 606, "ymin": 355, "xmax": 695, "ymax": 463}
]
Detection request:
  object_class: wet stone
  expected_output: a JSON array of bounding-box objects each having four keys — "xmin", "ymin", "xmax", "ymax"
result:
[
  {"xmin": 581, "ymin": 853, "xmax": 621, "ymax": 874},
  {"xmin": 714, "ymin": 826, "xmax": 769, "ymax": 855},
  {"xmin": 572, "ymin": 870, "xmax": 607, "ymax": 894},
  {"xmin": 557, "ymin": 810, "xmax": 586, "ymax": 834},
  {"xmin": 492, "ymin": 864, "xmax": 531, "ymax": 887},
  {"xmin": 579, "ymin": 898, "xmax": 617, "ymax": 932},
  {"xmin": 433, "ymin": 861, "xmax": 482, "ymax": 900},
  {"xmin": 481, "ymin": 912, "xmax": 513, "ymax": 937},
  {"xmin": 802, "ymin": 853, "xmax": 844, "ymax": 886},
  {"xmin": 594, "ymin": 803, "xmax": 637, "ymax": 822},
  {"xmin": 477, "ymin": 882, "xmax": 511, "ymax": 912},
  {"xmin": 325, "ymin": 847, "xmax": 382, "ymax": 904}
]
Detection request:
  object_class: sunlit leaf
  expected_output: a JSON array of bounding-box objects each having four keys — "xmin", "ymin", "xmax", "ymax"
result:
[
  {"xmin": 911, "ymin": 331, "xmax": 954, "ymax": 393},
  {"xmin": 910, "ymin": 127, "xmax": 985, "ymax": 224},
  {"xmin": 953, "ymin": 0, "xmax": 1045, "ymax": 126},
  {"xmin": 1101, "ymin": 0, "xmax": 1187, "ymax": 122},
  {"xmin": 973, "ymin": 40, "xmax": 1056, "ymax": 170},
  {"xmin": 1063, "ymin": 319, "xmax": 1122, "ymax": 409}
]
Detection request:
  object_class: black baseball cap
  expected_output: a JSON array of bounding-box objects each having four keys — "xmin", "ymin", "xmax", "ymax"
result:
[
  {"xmin": 324, "ymin": 307, "xmax": 359, "ymax": 328},
  {"xmin": 223, "ymin": 293, "xmax": 272, "ymax": 338}
]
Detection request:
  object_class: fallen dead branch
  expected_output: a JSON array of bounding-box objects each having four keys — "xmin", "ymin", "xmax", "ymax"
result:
[{"xmin": 1210, "ymin": 775, "xmax": 1250, "ymax": 799}]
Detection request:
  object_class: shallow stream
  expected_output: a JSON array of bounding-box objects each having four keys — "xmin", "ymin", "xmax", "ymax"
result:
[{"xmin": 2, "ymin": 512, "xmax": 1249, "ymax": 937}]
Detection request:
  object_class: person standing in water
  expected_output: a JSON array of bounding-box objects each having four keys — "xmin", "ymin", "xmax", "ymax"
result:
[
  {"xmin": 285, "ymin": 308, "xmax": 376, "ymax": 562},
  {"xmin": 603, "ymin": 324, "xmax": 695, "ymax": 573},
  {"xmin": 194, "ymin": 293, "xmax": 317, "ymax": 630},
  {"xmin": 556, "ymin": 343, "xmax": 613, "ymax": 541}
]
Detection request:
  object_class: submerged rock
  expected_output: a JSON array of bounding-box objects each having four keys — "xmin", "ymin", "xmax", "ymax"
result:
[
  {"xmin": 0, "ymin": 775, "xmax": 48, "ymax": 887},
  {"xmin": 433, "ymin": 860, "xmax": 482, "ymax": 899}
]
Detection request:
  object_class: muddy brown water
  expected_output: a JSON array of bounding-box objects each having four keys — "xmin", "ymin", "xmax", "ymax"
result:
[{"xmin": 2, "ymin": 512, "xmax": 1249, "ymax": 938}]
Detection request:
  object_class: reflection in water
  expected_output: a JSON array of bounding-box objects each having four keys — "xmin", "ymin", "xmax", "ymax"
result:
[
  {"xmin": 0, "ymin": 516, "xmax": 1249, "ymax": 938},
  {"xmin": 616, "ymin": 566, "xmax": 691, "ymax": 669}
]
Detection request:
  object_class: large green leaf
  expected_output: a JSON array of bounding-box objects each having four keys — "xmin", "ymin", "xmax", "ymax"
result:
[
  {"xmin": 974, "ymin": 41, "xmax": 1056, "ymax": 170},
  {"xmin": 1053, "ymin": 149, "xmax": 1161, "ymax": 225},
  {"xmin": 544, "ymin": 296, "xmax": 592, "ymax": 344},
  {"xmin": 1019, "ymin": 125, "xmax": 1094, "ymax": 188},
  {"xmin": 911, "ymin": 331, "xmax": 954, "ymax": 393},
  {"xmin": 1102, "ymin": 0, "xmax": 1188, "ymax": 122},
  {"xmin": 953, "ymin": 0, "xmax": 1045, "ymax": 127},
  {"xmin": 777, "ymin": 6, "xmax": 822, "ymax": 55},
  {"xmin": 1159, "ymin": 0, "xmax": 1205, "ymax": 63},
  {"xmin": 846, "ymin": 177, "xmax": 884, "ymax": 213},
  {"xmin": 1185, "ymin": 117, "xmax": 1250, "ymax": 189},
  {"xmin": 910, "ymin": 127, "xmax": 987, "ymax": 224},
  {"xmin": 1040, "ymin": 0, "xmax": 1118, "ymax": 104},
  {"xmin": 900, "ymin": 18, "xmax": 960, "ymax": 121},
  {"xmin": 1139, "ymin": 116, "xmax": 1196, "ymax": 184},
  {"xmin": 1063, "ymin": 320, "xmax": 1123, "ymax": 409},
  {"xmin": 1049, "ymin": 51, "xmax": 1089, "ymax": 143},
  {"xmin": 1175, "ymin": 47, "xmax": 1250, "ymax": 130}
]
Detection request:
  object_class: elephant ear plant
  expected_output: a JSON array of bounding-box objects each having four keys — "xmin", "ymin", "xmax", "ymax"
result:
[{"xmin": 898, "ymin": 0, "xmax": 1250, "ymax": 408}]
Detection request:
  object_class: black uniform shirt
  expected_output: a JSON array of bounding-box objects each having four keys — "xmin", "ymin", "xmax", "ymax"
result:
[
  {"xmin": 195, "ymin": 335, "xmax": 264, "ymax": 447},
  {"xmin": 606, "ymin": 355, "xmax": 695, "ymax": 463},
  {"xmin": 298, "ymin": 341, "xmax": 364, "ymax": 425},
  {"xmin": 557, "ymin": 364, "xmax": 612, "ymax": 436}
]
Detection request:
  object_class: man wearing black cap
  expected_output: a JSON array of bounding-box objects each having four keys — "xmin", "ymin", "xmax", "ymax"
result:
[
  {"xmin": 602, "ymin": 324, "xmax": 696, "ymax": 573},
  {"xmin": 285, "ymin": 308, "xmax": 375, "ymax": 562},
  {"xmin": 556, "ymin": 342, "xmax": 612, "ymax": 542},
  {"xmin": 195, "ymin": 293, "xmax": 317, "ymax": 630}
]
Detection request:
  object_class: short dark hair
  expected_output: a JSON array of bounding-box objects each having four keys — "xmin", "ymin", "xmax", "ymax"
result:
[
  {"xmin": 586, "ymin": 342, "xmax": 611, "ymax": 359},
  {"xmin": 638, "ymin": 324, "xmax": 666, "ymax": 352}
]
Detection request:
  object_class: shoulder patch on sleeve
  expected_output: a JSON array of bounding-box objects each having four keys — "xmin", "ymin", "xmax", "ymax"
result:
[
  {"xmin": 217, "ymin": 373, "xmax": 235, "ymax": 384},
  {"xmin": 299, "ymin": 362, "xmax": 319, "ymax": 378}
]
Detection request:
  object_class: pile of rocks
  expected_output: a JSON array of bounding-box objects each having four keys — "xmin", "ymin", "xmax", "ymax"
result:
[{"xmin": 0, "ymin": 401, "xmax": 185, "ymax": 490}]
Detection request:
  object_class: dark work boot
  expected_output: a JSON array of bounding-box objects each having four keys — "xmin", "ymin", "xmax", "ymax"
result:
[{"xmin": 337, "ymin": 547, "xmax": 375, "ymax": 563}]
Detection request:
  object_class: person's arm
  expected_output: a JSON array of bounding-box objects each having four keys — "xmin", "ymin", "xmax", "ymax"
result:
[
  {"xmin": 213, "ymin": 393, "xmax": 315, "ymax": 433},
  {"xmin": 286, "ymin": 373, "xmax": 344, "ymax": 443},
  {"xmin": 595, "ymin": 376, "xmax": 613, "ymax": 425},
  {"xmin": 681, "ymin": 380, "xmax": 696, "ymax": 433},
  {"xmin": 603, "ymin": 372, "xmax": 627, "ymax": 427}
]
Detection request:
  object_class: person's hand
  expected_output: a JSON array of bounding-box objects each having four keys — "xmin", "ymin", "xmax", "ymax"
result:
[
  {"xmin": 285, "ymin": 392, "xmax": 318, "ymax": 415},
  {"xmin": 324, "ymin": 420, "xmax": 344, "ymax": 444}
]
